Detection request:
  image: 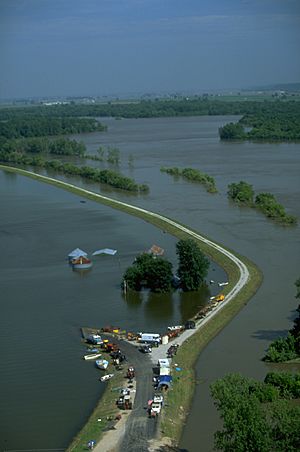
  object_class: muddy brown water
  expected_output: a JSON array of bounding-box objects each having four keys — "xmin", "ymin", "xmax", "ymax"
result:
[{"xmin": 1, "ymin": 116, "xmax": 299, "ymax": 451}]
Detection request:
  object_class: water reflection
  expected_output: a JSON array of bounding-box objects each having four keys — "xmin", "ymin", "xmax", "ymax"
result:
[
  {"xmin": 179, "ymin": 284, "xmax": 211, "ymax": 322},
  {"xmin": 122, "ymin": 289, "xmax": 143, "ymax": 310},
  {"xmin": 144, "ymin": 291, "xmax": 174, "ymax": 321}
]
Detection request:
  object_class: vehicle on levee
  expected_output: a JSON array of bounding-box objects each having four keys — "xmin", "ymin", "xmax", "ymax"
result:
[{"xmin": 148, "ymin": 394, "xmax": 164, "ymax": 418}]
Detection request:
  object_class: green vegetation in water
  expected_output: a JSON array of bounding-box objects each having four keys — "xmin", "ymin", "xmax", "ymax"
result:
[
  {"xmin": 219, "ymin": 101, "xmax": 300, "ymax": 142},
  {"xmin": 161, "ymin": 166, "xmax": 218, "ymax": 193},
  {"xmin": 176, "ymin": 238, "xmax": 210, "ymax": 291},
  {"xmin": 228, "ymin": 181, "xmax": 297, "ymax": 225},
  {"xmin": 264, "ymin": 278, "xmax": 300, "ymax": 362},
  {"xmin": 123, "ymin": 239, "xmax": 210, "ymax": 293},
  {"xmin": 0, "ymin": 151, "xmax": 149, "ymax": 193},
  {"xmin": 123, "ymin": 252, "xmax": 173, "ymax": 293},
  {"xmin": 210, "ymin": 372, "xmax": 300, "ymax": 452}
]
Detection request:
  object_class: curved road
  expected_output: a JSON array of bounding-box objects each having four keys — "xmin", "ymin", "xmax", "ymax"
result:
[{"xmin": 0, "ymin": 167, "xmax": 251, "ymax": 451}]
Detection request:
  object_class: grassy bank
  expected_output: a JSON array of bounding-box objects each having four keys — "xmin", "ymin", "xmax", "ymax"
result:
[
  {"xmin": 66, "ymin": 370, "xmax": 125, "ymax": 452},
  {"xmin": 0, "ymin": 165, "xmax": 263, "ymax": 447}
]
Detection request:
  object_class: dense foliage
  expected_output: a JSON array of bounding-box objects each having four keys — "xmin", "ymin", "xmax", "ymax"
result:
[
  {"xmin": 123, "ymin": 253, "xmax": 173, "ymax": 293},
  {"xmin": 211, "ymin": 373, "xmax": 300, "ymax": 452},
  {"xmin": 255, "ymin": 192, "xmax": 297, "ymax": 225},
  {"xmin": 264, "ymin": 278, "xmax": 300, "ymax": 362},
  {"xmin": 161, "ymin": 166, "xmax": 217, "ymax": 193},
  {"xmin": 219, "ymin": 101, "xmax": 300, "ymax": 141},
  {"xmin": 227, "ymin": 181, "xmax": 254, "ymax": 205},
  {"xmin": 227, "ymin": 181, "xmax": 297, "ymax": 225},
  {"xmin": 176, "ymin": 239, "xmax": 210, "ymax": 291},
  {"xmin": 219, "ymin": 122, "xmax": 246, "ymax": 140},
  {"xmin": 0, "ymin": 116, "xmax": 106, "ymax": 139}
]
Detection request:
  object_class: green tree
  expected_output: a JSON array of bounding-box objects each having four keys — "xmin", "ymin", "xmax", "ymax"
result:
[
  {"xmin": 176, "ymin": 239, "xmax": 210, "ymax": 291},
  {"xmin": 227, "ymin": 181, "xmax": 254, "ymax": 205},
  {"xmin": 123, "ymin": 253, "xmax": 173, "ymax": 293}
]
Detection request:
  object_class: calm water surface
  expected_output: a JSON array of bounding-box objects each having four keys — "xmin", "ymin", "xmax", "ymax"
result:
[{"xmin": 1, "ymin": 116, "xmax": 300, "ymax": 451}]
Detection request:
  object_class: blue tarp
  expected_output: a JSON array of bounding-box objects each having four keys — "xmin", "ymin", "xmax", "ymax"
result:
[
  {"xmin": 157, "ymin": 375, "xmax": 172, "ymax": 388},
  {"xmin": 92, "ymin": 248, "xmax": 117, "ymax": 256}
]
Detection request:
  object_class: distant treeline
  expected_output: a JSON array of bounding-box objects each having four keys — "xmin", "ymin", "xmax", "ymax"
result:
[
  {"xmin": 228, "ymin": 181, "xmax": 297, "ymax": 225},
  {"xmin": 0, "ymin": 150, "xmax": 148, "ymax": 193},
  {"xmin": 1, "ymin": 136, "xmax": 86, "ymax": 156},
  {"xmin": 1, "ymin": 98, "xmax": 299, "ymax": 122},
  {"xmin": 219, "ymin": 103, "xmax": 300, "ymax": 141},
  {"xmin": 0, "ymin": 116, "xmax": 107, "ymax": 140},
  {"xmin": 161, "ymin": 166, "xmax": 217, "ymax": 193}
]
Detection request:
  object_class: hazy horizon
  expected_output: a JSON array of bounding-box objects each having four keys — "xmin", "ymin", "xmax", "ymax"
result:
[{"xmin": 1, "ymin": 0, "xmax": 300, "ymax": 100}]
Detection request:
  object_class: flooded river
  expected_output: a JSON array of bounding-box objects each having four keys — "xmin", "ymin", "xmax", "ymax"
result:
[{"xmin": 1, "ymin": 116, "xmax": 300, "ymax": 451}]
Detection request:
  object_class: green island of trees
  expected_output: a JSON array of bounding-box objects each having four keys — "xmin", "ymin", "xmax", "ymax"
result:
[
  {"xmin": 227, "ymin": 181, "xmax": 297, "ymax": 225},
  {"xmin": 211, "ymin": 372, "xmax": 300, "ymax": 451},
  {"xmin": 219, "ymin": 101, "xmax": 300, "ymax": 141},
  {"xmin": 263, "ymin": 278, "xmax": 300, "ymax": 363},
  {"xmin": 123, "ymin": 238, "xmax": 210, "ymax": 293},
  {"xmin": 161, "ymin": 166, "xmax": 218, "ymax": 193}
]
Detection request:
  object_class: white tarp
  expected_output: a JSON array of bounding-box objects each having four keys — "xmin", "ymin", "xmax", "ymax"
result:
[
  {"xmin": 92, "ymin": 248, "xmax": 117, "ymax": 256},
  {"xmin": 68, "ymin": 248, "xmax": 87, "ymax": 258}
]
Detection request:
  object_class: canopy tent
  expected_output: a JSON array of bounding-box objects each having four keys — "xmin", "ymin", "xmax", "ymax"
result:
[
  {"xmin": 68, "ymin": 248, "xmax": 88, "ymax": 259},
  {"xmin": 92, "ymin": 248, "xmax": 117, "ymax": 256},
  {"xmin": 148, "ymin": 244, "xmax": 164, "ymax": 256},
  {"xmin": 157, "ymin": 375, "xmax": 172, "ymax": 389}
]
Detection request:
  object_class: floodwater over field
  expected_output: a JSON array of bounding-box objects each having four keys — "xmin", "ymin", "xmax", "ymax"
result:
[{"xmin": 1, "ymin": 116, "xmax": 300, "ymax": 451}]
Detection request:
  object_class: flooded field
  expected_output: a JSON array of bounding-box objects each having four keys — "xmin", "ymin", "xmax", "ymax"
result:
[{"xmin": 1, "ymin": 115, "xmax": 300, "ymax": 450}]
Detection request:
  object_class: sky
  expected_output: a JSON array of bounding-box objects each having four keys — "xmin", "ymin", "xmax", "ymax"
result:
[{"xmin": 0, "ymin": 0, "xmax": 300, "ymax": 99}]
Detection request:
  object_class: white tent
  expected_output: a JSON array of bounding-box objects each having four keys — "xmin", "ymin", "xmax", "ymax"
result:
[
  {"xmin": 68, "ymin": 248, "xmax": 88, "ymax": 259},
  {"xmin": 92, "ymin": 248, "xmax": 117, "ymax": 256}
]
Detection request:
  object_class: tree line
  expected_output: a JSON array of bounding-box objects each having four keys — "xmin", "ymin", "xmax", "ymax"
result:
[
  {"xmin": 1, "ymin": 98, "xmax": 299, "ymax": 123},
  {"xmin": 0, "ymin": 116, "xmax": 107, "ymax": 139},
  {"xmin": 0, "ymin": 149, "xmax": 148, "ymax": 193},
  {"xmin": 227, "ymin": 181, "xmax": 297, "ymax": 225},
  {"xmin": 219, "ymin": 102, "xmax": 300, "ymax": 141},
  {"xmin": 161, "ymin": 166, "xmax": 218, "ymax": 193}
]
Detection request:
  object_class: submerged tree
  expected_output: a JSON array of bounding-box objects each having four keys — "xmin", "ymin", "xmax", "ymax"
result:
[
  {"xmin": 176, "ymin": 239, "xmax": 210, "ymax": 291},
  {"xmin": 123, "ymin": 253, "xmax": 173, "ymax": 293}
]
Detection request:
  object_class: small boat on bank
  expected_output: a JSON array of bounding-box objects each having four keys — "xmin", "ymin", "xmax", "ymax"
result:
[
  {"xmin": 71, "ymin": 256, "xmax": 93, "ymax": 270},
  {"xmin": 100, "ymin": 373, "xmax": 114, "ymax": 382},
  {"xmin": 96, "ymin": 359, "xmax": 109, "ymax": 370},
  {"xmin": 83, "ymin": 353, "xmax": 102, "ymax": 360}
]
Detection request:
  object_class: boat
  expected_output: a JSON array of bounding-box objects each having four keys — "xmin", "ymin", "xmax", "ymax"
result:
[
  {"xmin": 71, "ymin": 256, "xmax": 93, "ymax": 270},
  {"xmin": 83, "ymin": 353, "xmax": 102, "ymax": 360},
  {"xmin": 100, "ymin": 373, "xmax": 114, "ymax": 382},
  {"xmin": 95, "ymin": 359, "xmax": 109, "ymax": 370}
]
